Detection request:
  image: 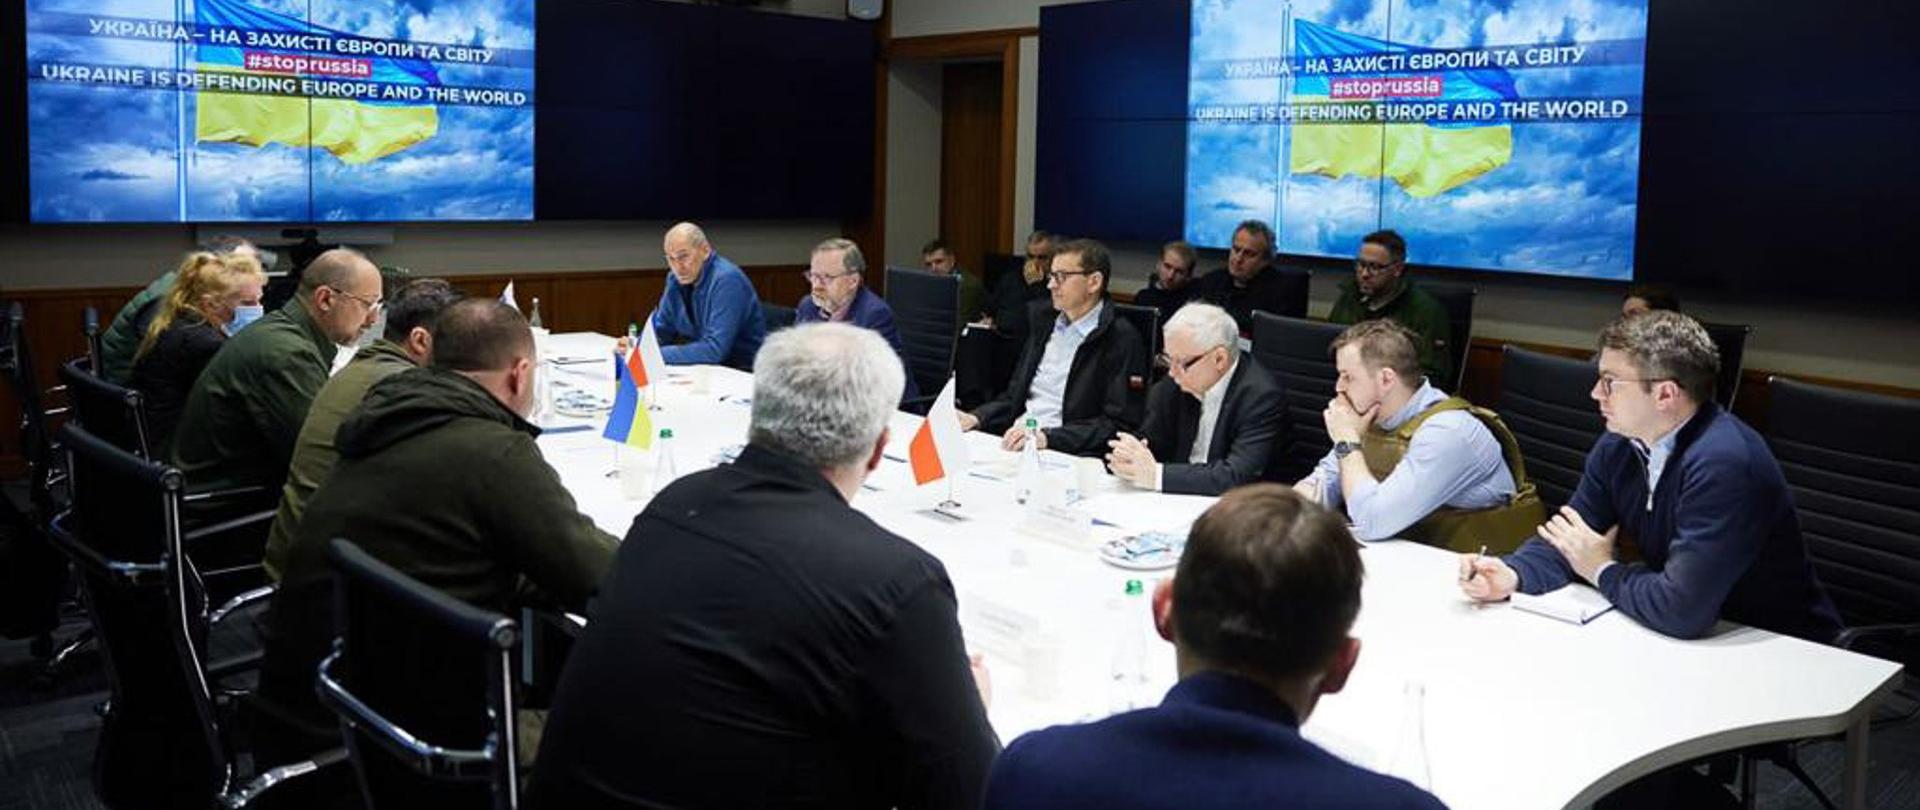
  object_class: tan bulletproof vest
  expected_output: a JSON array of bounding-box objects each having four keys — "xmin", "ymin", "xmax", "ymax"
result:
[{"xmin": 1357, "ymin": 396, "xmax": 1547, "ymax": 554}]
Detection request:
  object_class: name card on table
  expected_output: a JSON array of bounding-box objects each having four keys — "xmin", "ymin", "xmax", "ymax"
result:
[{"xmin": 1018, "ymin": 471, "xmax": 1092, "ymax": 548}]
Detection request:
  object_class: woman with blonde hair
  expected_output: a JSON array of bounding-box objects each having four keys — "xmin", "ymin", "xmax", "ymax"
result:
[{"xmin": 130, "ymin": 250, "xmax": 268, "ymax": 454}]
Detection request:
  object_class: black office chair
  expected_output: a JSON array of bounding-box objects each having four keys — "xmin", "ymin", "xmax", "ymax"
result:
[
  {"xmin": 1, "ymin": 302, "xmax": 72, "ymax": 655},
  {"xmin": 318, "ymin": 538, "xmax": 521, "ymax": 810},
  {"xmin": 1112, "ymin": 302, "xmax": 1161, "ymax": 383},
  {"xmin": 60, "ymin": 357, "xmax": 153, "ymax": 460},
  {"xmin": 885, "ymin": 267, "xmax": 960, "ymax": 414},
  {"xmin": 1494, "ymin": 346, "xmax": 1605, "ymax": 511},
  {"xmin": 760, "ymin": 302, "xmax": 797, "ymax": 332},
  {"xmin": 1741, "ymin": 376, "xmax": 1918, "ymax": 810},
  {"xmin": 1248, "ymin": 312, "xmax": 1348, "ymax": 482},
  {"xmin": 48, "ymin": 423, "xmax": 337, "ymax": 809},
  {"xmin": 1418, "ymin": 279, "xmax": 1477, "ymax": 392},
  {"xmin": 1701, "ymin": 322, "xmax": 1751, "ymax": 410}
]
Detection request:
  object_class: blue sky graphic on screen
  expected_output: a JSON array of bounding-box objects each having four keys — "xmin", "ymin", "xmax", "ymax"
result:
[
  {"xmin": 1187, "ymin": 0, "xmax": 1648, "ymax": 279},
  {"xmin": 25, "ymin": 0, "xmax": 534, "ymax": 222}
]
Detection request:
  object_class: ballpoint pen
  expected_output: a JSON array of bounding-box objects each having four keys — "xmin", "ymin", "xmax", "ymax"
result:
[{"xmin": 1465, "ymin": 544, "xmax": 1488, "ymax": 583}]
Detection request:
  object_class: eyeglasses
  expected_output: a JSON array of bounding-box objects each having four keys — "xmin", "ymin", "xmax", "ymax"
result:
[
  {"xmin": 1159, "ymin": 348, "xmax": 1216, "ymax": 375},
  {"xmin": 1046, "ymin": 270, "xmax": 1092, "ymax": 284},
  {"xmin": 804, "ymin": 270, "xmax": 857, "ymax": 284},
  {"xmin": 1355, "ymin": 258, "xmax": 1400, "ymax": 275},
  {"xmin": 327, "ymin": 286, "xmax": 383, "ymax": 312},
  {"xmin": 1596, "ymin": 374, "xmax": 1671, "ymax": 397}
]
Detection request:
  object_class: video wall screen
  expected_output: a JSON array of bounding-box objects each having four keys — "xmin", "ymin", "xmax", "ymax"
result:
[
  {"xmin": 25, "ymin": 0, "xmax": 534, "ymax": 222},
  {"xmin": 1185, "ymin": 0, "xmax": 1648, "ymax": 279}
]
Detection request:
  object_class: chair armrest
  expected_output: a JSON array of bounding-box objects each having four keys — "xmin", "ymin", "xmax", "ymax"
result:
[
  {"xmin": 1837, "ymin": 623, "xmax": 1920, "ymax": 650},
  {"xmin": 182, "ymin": 508, "xmax": 277, "ymax": 544},
  {"xmin": 210, "ymin": 584, "xmax": 276, "ymax": 627},
  {"xmin": 182, "ymin": 485, "xmax": 274, "ymax": 505},
  {"xmin": 208, "ymin": 650, "xmax": 265, "ymax": 680}
]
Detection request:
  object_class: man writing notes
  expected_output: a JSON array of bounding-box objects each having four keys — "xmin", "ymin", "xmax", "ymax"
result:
[
  {"xmin": 959, "ymin": 238, "xmax": 1146, "ymax": 456},
  {"xmin": 1295, "ymin": 320, "xmax": 1543, "ymax": 550},
  {"xmin": 985, "ymin": 485, "xmax": 1446, "ymax": 810},
  {"xmin": 1461, "ymin": 311, "xmax": 1841, "ymax": 642},
  {"xmin": 531, "ymin": 323, "xmax": 999, "ymax": 809},
  {"xmin": 651, "ymin": 221, "xmax": 768, "ymax": 370},
  {"xmin": 1106, "ymin": 303, "xmax": 1287, "ymax": 495}
]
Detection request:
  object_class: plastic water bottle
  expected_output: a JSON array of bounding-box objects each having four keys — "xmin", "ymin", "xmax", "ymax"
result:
[
  {"xmin": 528, "ymin": 297, "xmax": 544, "ymax": 329},
  {"xmin": 1387, "ymin": 680, "xmax": 1434, "ymax": 791},
  {"xmin": 652, "ymin": 428, "xmax": 678, "ymax": 493},
  {"xmin": 1107, "ymin": 579, "xmax": 1151, "ymax": 714},
  {"xmin": 1015, "ymin": 417, "xmax": 1043, "ymax": 504}
]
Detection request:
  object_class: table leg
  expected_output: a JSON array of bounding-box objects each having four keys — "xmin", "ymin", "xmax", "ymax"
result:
[{"xmin": 1843, "ymin": 710, "xmax": 1870, "ymax": 810}]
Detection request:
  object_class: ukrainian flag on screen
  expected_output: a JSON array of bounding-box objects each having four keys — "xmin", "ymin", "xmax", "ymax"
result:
[
  {"xmin": 1290, "ymin": 19, "xmax": 1517, "ymax": 198},
  {"xmin": 193, "ymin": 0, "xmax": 439, "ymax": 165}
]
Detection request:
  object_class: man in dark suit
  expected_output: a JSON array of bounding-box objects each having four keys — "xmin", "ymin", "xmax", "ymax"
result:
[
  {"xmin": 985, "ymin": 485, "xmax": 1447, "ymax": 810},
  {"xmin": 530, "ymin": 323, "xmax": 999, "ymax": 810},
  {"xmin": 960, "ymin": 238, "xmax": 1146, "ymax": 457},
  {"xmin": 1106, "ymin": 302, "xmax": 1287, "ymax": 495},
  {"xmin": 1189, "ymin": 219, "xmax": 1309, "ymax": 335}
]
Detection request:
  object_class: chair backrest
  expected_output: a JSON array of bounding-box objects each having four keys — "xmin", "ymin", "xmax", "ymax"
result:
[
  {"xmin": 84, "ymin": 305, "xmax": 105, "ymax": 374},
  {"xmin": 60, "ymin": 357, "xmax": 153, "ymax": 459},
  {"xmin": 885, "ymin": 267, "xmax": 960, "ymax": 401},
  {"xmin": 1111, "ymin": 302, "xmax": 1160, "ymax": 379},
  {"xmin": 1700, "ymin": 322, "xmax": 1751, "ymax": 409},
  {"xmin": 50, "ymin": 422, "xmax": 229, "ymax": 807},
  {"xmin": 1766, "ymin": 377, "xmax": 1920, "ymax": 642},
  {"xmin": 319, "ymin": 538, "xmax": 520, "ymax": 810},
  {"xmin": 981, "ymin": 252, "xmax": 1022, "ymax": 301},
  {"xmin": 1418, "ymin": 279, "xmax": 1477, "ymax": 392},
  {"xmin": 760, "ymin": 301, "xmax": 797, "ymax": 332},
  {"xmin": 1248, "ymin": 312, "xmax": 1348, "ymax": 481},
  {"xmin": 1, "ymin": 303, "xmax": 57, "ymax": 508},
  {"xmin": 1494, "ymin": 346, "xmax": 1605, "ymax": 510}
]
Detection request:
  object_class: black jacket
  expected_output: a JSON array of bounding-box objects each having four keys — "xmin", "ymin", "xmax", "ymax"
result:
[
  {"xmin": 1137, "ymin": 358, "xmax": 1289, "ymax": 495},
  {"xmin": 1191, "ymin": 265, "xmax": 1310, "ymax": 335},
  {"xmin": 972, "ymin": 302, "xmax": 1147, "ymax": 456},
  {"xmin": 127, "ymin": 316, "xmax": 226, "ymax": 456},
  {"xmin": 529, "ymin": 445, "xmax": 1000, "ymax": 810}
]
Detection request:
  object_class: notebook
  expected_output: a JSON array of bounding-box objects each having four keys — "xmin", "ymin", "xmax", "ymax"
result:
[{"xmin": 1512, "ymin": 585, "xmax": 1615, "ymax": 625}]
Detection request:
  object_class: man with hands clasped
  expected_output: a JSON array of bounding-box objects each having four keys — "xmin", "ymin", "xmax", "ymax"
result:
[
  {"xmin": 1295, "ymin": 320, "xmax": 1541, "ymax": 550},
  {"xmin": 1460, "ymin": 312, "xmax": 1841, "ymax": 643},
  {"xmin": 1105, "ymin": 303, "xmax": 1286, "ymax": 495}
]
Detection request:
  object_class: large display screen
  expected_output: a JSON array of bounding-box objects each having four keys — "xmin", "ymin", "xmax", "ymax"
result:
[
  {"xmin": 25, "ymin": 0, "xmax": 533, "ymax": 222},
  {"xmin": 1186, "ymin": 0, "xmax": 1648, "ymax": 279}
]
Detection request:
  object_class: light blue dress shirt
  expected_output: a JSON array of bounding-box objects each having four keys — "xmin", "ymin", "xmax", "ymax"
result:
[
  {"xmin": 1022, "ymin": 302, "xmax": 1104, "ymax": 429},
  {"xmin": 1310, "ymin": 381, "xmax": 1516, "ymax": 541}
]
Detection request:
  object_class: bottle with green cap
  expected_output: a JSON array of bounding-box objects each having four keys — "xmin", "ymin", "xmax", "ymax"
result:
[
  {"xmin": 1108, "ymin": 578, "xmax": 1151, "ymax": 713},
  {"xmin": 1015, "ymin": 416, "xmax": 1043, "ymax": 504},
  {"xmin": 652, "ymin": 428, "xmax": 678, "ymax": 493}
]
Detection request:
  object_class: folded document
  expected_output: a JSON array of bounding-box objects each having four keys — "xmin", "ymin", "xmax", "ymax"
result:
[{"xmin": 1511, "ymin": 585, "xmax": 1615, "ymax": 625}]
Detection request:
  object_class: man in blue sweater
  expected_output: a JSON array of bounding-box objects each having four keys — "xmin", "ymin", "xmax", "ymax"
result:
[
  {"xmin": 651, "ymin": 221, "xmax": 767, "ymax": 371},
  {"xmin": 986, "ymin": 485, "xmax": 1446, "ymax": 810},
  {"xmin": 1461, "ymin": 311, "xmax": 1841, "ymax": 644}
]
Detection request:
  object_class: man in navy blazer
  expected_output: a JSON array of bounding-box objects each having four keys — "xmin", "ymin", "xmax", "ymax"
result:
[
  {"xmin": 984, "ymin": 485, "xmax": 1447, "ymax": 810},
  {"xmin": 1106, "ymin": 302, "xmax": 1287, "ymax": 495},
  {"xmin": 794, "ymin": 237, "xmax": 918, "ymax": 401}
]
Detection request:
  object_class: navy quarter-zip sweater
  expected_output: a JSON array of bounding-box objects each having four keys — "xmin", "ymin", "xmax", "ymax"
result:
[{"xmin": 1506, "ymin": 403, "xmax": 1843, "ymax": 643}]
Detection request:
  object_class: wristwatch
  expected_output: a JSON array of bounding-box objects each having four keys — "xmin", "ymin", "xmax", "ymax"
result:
[{"xmin": 1333, "ymin": 440, "xmax": 1361, "ymax": 459}]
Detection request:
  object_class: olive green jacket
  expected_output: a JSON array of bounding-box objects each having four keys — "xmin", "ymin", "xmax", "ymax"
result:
[{"xmin": 170, "ymin": 297, "xmax": 338, "ymax": 495}]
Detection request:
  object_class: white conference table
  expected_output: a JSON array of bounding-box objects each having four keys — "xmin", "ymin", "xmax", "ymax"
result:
[{"xmin": 531, "ymin": 332, "xmax": 1903, "ymax": 810}]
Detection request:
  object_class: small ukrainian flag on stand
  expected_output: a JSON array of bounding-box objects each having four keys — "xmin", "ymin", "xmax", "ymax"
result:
[{"xmin": 603, "ymin": 349, "xmax": 654, "ymax": 450}]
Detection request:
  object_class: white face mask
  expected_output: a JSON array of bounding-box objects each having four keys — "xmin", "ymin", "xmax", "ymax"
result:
[{"xmin": 224, "ymin": 304, "xmax": 265, "ymax": 336}]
